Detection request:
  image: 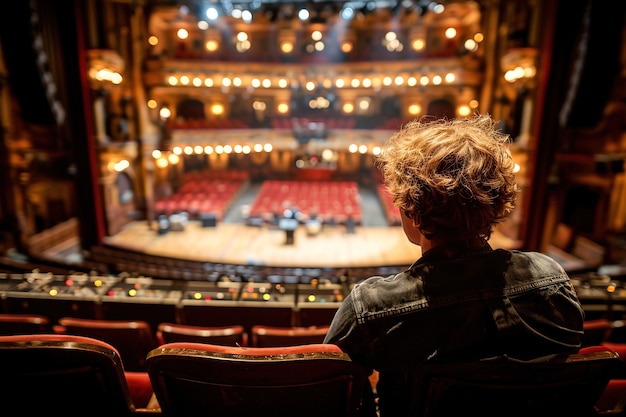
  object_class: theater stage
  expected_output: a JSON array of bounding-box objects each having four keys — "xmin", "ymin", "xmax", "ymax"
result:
[{"xmin": 103, "ymin": 221, "xmax": 519, "ymax": 269}]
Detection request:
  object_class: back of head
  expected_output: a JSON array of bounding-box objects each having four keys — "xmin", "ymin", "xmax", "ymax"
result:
[{"xmin": 376, "ymin": 114, "xmax": 519, "ymax": 242}]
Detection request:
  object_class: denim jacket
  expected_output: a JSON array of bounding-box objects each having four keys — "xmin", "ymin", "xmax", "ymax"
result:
[{"xmin": 324, "ymin": 241, "xmax": 584, "ymax": 416}]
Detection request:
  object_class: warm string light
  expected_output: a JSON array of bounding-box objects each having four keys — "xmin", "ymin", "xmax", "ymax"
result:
[
  {"xmin": 152, "ymin": 142, "xmax": 277, "ymax": 167},
  {"xmin": 151, "ymin": 129, "xmax": 396, "ymax": 166},
  {"xmin": 147, "ymin": 2, "xmax": 488, "ymax": 164}
]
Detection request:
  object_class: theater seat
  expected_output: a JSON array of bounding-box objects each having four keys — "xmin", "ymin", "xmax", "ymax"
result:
[
  {"xmin": 156, "ymin": 322, "xmax": 248, "ymax": 346},
  {"xmin": 598, "ymin": 342, "xmax": 626, "ymax": 413},
  {"xmin": 0, "ymin": 334, "xmax": 160, "ymax": 416},
  {"xmin": 583, "ymin": 319, "xmax": 614, "ymax": 346},
  {"xmin": 146, "ymin": 342, "xmax": 370, "ymax": 417},
  {"xmin": 250, "ymin": 325, "xmax": 329, "ymax": 347},
  {"xmin": 55, "ymin": 317, "xmax": 158, "ymax": 372},
  {"xmin": 0, "ymin": 313, "xmax": 52, "ymax": 335},
  {"xmin": 602, "ymin": 341, "xmax": 626, "ymax": 360},
  {"xmin": 392, "ymin": 346, "xmax": 626, "ymax": 417}
]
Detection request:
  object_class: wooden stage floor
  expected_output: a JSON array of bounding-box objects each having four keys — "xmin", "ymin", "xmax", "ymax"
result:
[{"xmin": 103, "ymin": 221, "xmax": 519, "ymax": 269}]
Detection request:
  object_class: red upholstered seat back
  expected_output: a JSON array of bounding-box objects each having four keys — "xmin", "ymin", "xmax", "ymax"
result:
[
  {"xmin": 399, "ymin": 346, "xmax": 626, "ymax": 417},
  {"xmin": 146, "ymin": 342, "xmax": 369, "ymax": 417},
  {"xmin": 0, "ymin": 334, "xmax": 142, "ymax": 416},
  {"xmin": 156, "ymin": 322, "xmax": 248, "ymax": 346},
  {"xmin": 250, "ymin": 325, "xmax": 329, "ymax": 347},
  {"xmin": 56, "ymin": 317, "xmax": 157, "ymax": 371}
]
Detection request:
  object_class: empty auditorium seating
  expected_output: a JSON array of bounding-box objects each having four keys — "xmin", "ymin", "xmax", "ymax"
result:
[
  {"xmin": 153, "ymin": 170, "xmax": 249, "ymax": 221},
  {"xmin": 248, "ymin": 180, "xmax": 363, "ymax": 226}
]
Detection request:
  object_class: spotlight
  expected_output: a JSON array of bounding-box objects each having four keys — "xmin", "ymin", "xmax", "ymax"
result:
[
  {"xmin": 297, "ymin": 8, "xmax": 309, "ymax": 21},
  {"xmin": 205, "ymin": 6, "xmax": 219, "ymax": 21}
]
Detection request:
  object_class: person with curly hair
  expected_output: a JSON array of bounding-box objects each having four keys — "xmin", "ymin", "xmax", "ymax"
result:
[{"xmin": 324, "ymin": 114, "xmax": 584, "ymax": 416}]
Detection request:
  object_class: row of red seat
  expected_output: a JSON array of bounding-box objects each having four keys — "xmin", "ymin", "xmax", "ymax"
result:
[
  {"xmin": 155, "ymin": 178, "xmax": 246, "ymax": 220},
  {"xmin": 0, "ymin": 313, "xmax": 331, "ymax": 372},
  {"xmin": 249, "ymin": 180, "xmax": 363, "ymax": 224},
  {"xmin": 155, "ymin": 177, "xmax": 373, "ymax": 225},
  {"xmin": 0, "ymin": 333, "xmax": 366, "ymax": 416},
  {"xmin": 2, "ymin": 332, "xmax": 626, "ymax": 415}
]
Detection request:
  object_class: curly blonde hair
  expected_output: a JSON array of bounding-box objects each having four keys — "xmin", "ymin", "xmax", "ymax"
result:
[{"xmin": 376, "ymin": 114, "xmax": 519, "ymax": 241}]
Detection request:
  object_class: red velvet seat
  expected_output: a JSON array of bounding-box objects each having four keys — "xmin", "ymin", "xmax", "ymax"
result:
[
  {"xmin": 156, "ymin": 322, "xmax": 248, "ymax": 346},
  {"xmin": 598, "ymin": 342, "xmax": 626, "ymax": 413},
  {"xmin": 0, "ymin": 313, "xmax": 52, "ymax": 335},
  {"xmin": 602, "ymin": 341, "xmax": 626, "ymax": 360},
  {"xmin": 0, "ymin": 334, "xmax": 159, "ymax": 415},
  {"xmin": 146, "ymin": 342, "xmax": 369, "ymax": 417},
  {"xmin": 55, "ymin": 317, "xmax": 158, "ymax": 372},
  {"xmin": 250, "ymin": 325, "xmax": 329, "ymax": 347},
  {"xmin": 401, "ymin": 346, "xmax": 626, "ymax": 417},
  {"xmin": 583, "ymin": 319, "xmax": 614, "ymax": 346}
]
